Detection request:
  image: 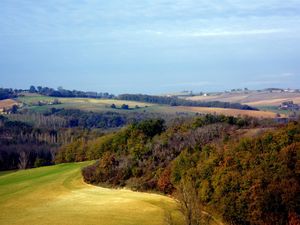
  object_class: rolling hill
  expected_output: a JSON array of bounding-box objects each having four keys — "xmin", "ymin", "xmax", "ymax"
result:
[
  {"xmin": 185, "ymin": 91, "xmax": 300, "ymax": 107},
  {"xmin": 16, "ymin": 95, "xmax": 282, "ymax": 119},
  {"xmin": 0, "ymin": 162, "xmax": 184, "ymax": 225}
]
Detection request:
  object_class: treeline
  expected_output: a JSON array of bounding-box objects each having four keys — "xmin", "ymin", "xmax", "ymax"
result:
[
  {"xmin": 10, "ymin": 108, "xmax": 131, "ymax": 129},
  {"xmin": 69, "ymin": 115, "xmax": 300, "ymax": 225},
  {"xmin": 0, "ymin": 115, "xmax": 103, "ymax": 171},
  {"xmin": 0, "ymin": 88, "xmax": 18, "ymax": 100},
  {"xmin": 0, "ymin": 86, "xmax": 115, "ymax": 100},
  {"xmin": 118, "ymin": 94, "xmax": 257, "ymax": 110},
  {"xmin": 28, "ymin": 86, "xmax": 115, "ymax": 99},
  {"xmin": 1, "ymin": 106, "xmax": 184, "ymax": 170}
]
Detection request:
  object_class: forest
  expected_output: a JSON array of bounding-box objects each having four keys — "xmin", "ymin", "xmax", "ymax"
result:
[{"xmin": 56, "ymin": 115, "xmax": 299, "ymax": 225}]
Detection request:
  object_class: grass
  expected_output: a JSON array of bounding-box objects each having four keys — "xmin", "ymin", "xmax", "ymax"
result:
[
  {"xmin": 17, "ymin": 96, "xmax": 154, "ymax": 113},
  {"xmin": 0, "ymin": 99, "xmax": 19, "ymax": 111},
  {"xmin": 186, "ymin": 92, "xmax": 300, "ymax": 106},
  {"xmin": 175, "ymin": 106, "xmax": 285, "ymax": 118},
  {"xmin": 17, "ymin": 95, "xmax": 283, "ymax": 119},
  {"xmin": 0, "ymin": 162, "xmax": 184, "ymax": 225}
]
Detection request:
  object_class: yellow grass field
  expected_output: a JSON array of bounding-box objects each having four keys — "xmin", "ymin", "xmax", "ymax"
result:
[
  {"xmin": 0, "ymin": 99, "xmax": 19, "ymax": 111},
  {"xmin": 59, "ymin": 98, "xmax": 153, "ymax": 107},
  {"xmin": 176, "ymin": 106, "xmax": 283, "ymax": 118},
  {"xmin": 0, "ymin": 162, "xmax": 184, "ymax": 225},
  {"xmin": 17, "ymin": 96, "xmax": 153, "ymax": 113}
]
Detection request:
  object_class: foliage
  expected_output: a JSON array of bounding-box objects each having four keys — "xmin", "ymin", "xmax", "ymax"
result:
[
  {"xmin": 0, "ymin": 88, "xmax": 18, "ymax": 100},
  {"xmin": 0, "ymin": 114, "xmax": 102, "ymax": 171},
  {"xmin": 79, "ymin": 116, "xmax": 300, "ymax": 225},
  {"xmin": 30, "ymin": 85, "xmax": 115, "ymax": 99}
]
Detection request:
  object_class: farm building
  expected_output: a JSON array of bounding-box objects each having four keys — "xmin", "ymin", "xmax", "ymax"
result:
[{"xmin": 279, "ymin": 101, "xmax": 299, "ymax": 110}]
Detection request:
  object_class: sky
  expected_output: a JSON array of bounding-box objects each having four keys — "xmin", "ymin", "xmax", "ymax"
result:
[{"xmin": 0, "ymin": 0, "xmax": 300, "ymax": 94}]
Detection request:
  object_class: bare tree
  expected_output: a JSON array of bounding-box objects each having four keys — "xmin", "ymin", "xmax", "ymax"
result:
[
  {"xmin": 50, "ymin": 148, "xmax": 56, "ymax": 162},
  {"xmin": 175, "ymin": 177, "xmax": 209, "ymax": 225},
  {"xmin": 18, "ymin": 151, "xmax": 29, "ymax": 169}
]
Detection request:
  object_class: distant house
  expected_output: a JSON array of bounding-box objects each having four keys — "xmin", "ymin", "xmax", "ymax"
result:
[{"xmin": 279, "ymin": 101, "xmax": 299, "ymax": 110}]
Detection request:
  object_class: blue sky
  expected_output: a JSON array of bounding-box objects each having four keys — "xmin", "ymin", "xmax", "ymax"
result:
[{"xmin": 0, "ymin": 0, "xmax": 300, "ymax": 94}]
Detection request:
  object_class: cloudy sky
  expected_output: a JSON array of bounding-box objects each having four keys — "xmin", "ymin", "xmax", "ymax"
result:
[{"xmin": 0, "ymin": 0, "xmax": 300, "ymax": 94}]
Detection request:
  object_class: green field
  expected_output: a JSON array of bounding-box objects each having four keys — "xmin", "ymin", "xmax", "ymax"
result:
[
  {"xmin": 0, "ymin": 162, "xmax": 184, "ymax": 225},
  {"xmin": 17, "ymin": 95, "xmax": 155, "ymax": 113},
  {"xmin": 17, "ymin": 95, "xmax": 282, "ymax": 118},
  {"xmin": 17, "ymin": 95, "xmax": 194, "ymax": 116}
]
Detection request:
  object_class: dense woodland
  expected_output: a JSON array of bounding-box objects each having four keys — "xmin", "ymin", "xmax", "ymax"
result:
[
  {"xmin": 0, "ymin": 114, "xmax": 107, "ymax": 170},
  {"xmin": 118, "ymin": 94, "xmax": 258, "ymax": 110},
  {"xmin": 0, "ymin": 106, "xmax": 183, "ymax": 170},
  {"xmin": 55, "ymin": 115, "xmax": 300, "ymax": 225}
]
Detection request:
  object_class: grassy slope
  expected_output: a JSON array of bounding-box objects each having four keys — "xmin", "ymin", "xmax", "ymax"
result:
[
  {"xmin": 17, "ymin": 96, "xmax": 154, "ymax": 113},
  {"xmin": 186, "ymin": 92, "xmax": 300, "ymax": 106},
  {"xmin": 175, "ymin": 106, "xmax": 284, "ymax": 118},
  {"xmin": 17, "ymin": 96, "xmax": 281, "ymax": 118},
  {"xmin": 0, "ymin": 162, "xmax": 184, "ymax": 225},
  {"xmin": 0, "ymin": 99, "xmax": 19, "ymax": 111}
]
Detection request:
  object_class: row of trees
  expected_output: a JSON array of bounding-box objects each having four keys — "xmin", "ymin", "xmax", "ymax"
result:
[
  {"xmin": 118, "ymin": 94, "xmax": 257, "ymax": 110},
  {"xmin": 0, "ymin": 114, "xmax": 103, "ymax": 170},
  {"xmin": 29, "ymin": 86, "xmax": 115, "ymax": 99},
  {"xmin": 0, "ymin": 88, "xmax": 18, "ymax": 100}
]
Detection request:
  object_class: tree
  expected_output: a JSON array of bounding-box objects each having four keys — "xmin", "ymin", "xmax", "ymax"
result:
[
  {"xmin": 11, "ymin": 105, "xmax": 18, "ymax": 114},
  {"xmin": 175, "ymin": 177, "xmax": 207, "ymax": 225},
  {"xmin": 29, "ymin": 85, "xmax": 37, "ymax": 93},
  {"xmin": 121, "ymin": 104, "xmax": 129, "ymax": 110},
  {"xmin": 18, "ymin": 151, "xmax": 29, "ymax": 169}
]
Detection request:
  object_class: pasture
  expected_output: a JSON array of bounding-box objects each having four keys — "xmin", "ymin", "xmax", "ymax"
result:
[
  {"xmin": 0, "ymin": 162, "xmax": 184, "ymax": 225},
  {"xmin": 17, "ymin": 96, "xmax": 153, "ymax": 113},
  {"xmin": 16, "ymin": 95, "xmax": 282, "ymax": 118}
]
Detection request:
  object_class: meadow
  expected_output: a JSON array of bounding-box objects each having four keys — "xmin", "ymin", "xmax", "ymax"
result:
[
  {"xmin": 17, "ymin": 95, "xmax": 153, "ymax": 113},
  {"xmin": 16, "ymin": 95, "xmax": 282, "ymax": 118},
  {"xmin": 0, "ymin": 162, "xmax": 184, "ymax": 225}
]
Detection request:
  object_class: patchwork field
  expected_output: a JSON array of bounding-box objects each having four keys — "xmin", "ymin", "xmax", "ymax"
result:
[
  {"xmin": 0, "ymin": 162, "xmax": 184, "ymax": 225},
  {"xmin": 15, "ymin": 95, "xmax": 284, "ymax": 118},
  {"xmin": 186, "ymin": 92, "xmax": 300, "ymax": 106},
  {"xmin": 18, "ymin": 96, "xmax": 153, "ymax": 112}
]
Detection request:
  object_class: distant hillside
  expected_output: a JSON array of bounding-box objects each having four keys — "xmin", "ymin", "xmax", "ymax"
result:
[
  {"xmin": 118, "ymin": 94, "xmax": 258, "ymax": 110},
  {"xmin": 185, "ymin": 91, "xmax": 300, "ymax": 107}
]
